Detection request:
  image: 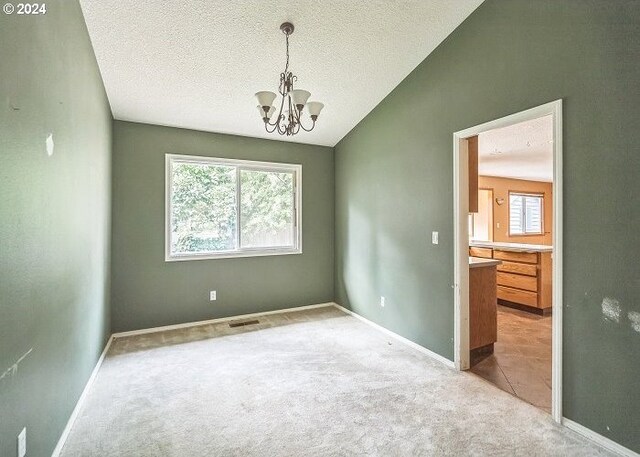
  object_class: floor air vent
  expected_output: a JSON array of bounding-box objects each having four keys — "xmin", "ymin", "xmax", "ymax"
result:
[{"xmin": 229, "ymin": 319, "xmax": 260, "ymax": 328}]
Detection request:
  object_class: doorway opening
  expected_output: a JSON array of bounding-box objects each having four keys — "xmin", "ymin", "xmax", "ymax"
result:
[{"xmin": 453, "ymin": 100, "xmax": 563, "ymax": 422}]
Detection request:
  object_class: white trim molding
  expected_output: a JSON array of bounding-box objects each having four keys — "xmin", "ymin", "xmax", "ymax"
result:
[
  {"xmin": 51, "ymin": 335, "xmax": 114, "ymax": 457},
  {"xmin": 165, "ymin": 153, "xmax": 303, "ymax": 262},
  {"xmin": 562, "ymin": 418, "xmax": 639, "ymax": 457},
  {"xmin": 452, "ymin": 99, "xmax": 563, "ymax": 422},
  {"xmin": 114, "ymin": 302, "xmax": 456, "ymax": 371},
  {"xmin": 332, "ymin": 303, "xmax": 456, "ymax": 369},
  {"xmin": 111, "ymin": 302, "xmax": 335, "ymax": 338}
]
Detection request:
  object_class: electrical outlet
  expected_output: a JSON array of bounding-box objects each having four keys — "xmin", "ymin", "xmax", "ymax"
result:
[
  {"xmin": 432, "ymin": 231, "xmax": 439, "ymax": 244},
  {"xmin": 17, "ymin": 427, "xmax": 26, "ymax": 457},
  {"xmin": 209, "ymin": 290, "xmax": 217, "ymax": 301},
  {"xmin": 380, "ymin": 296, "xmax": 385, "ymax": 307}
]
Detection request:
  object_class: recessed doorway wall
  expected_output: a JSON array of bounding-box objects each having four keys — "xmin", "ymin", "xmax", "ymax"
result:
[{"xmin": 452, "ymin": 100, "xmax": 563, "ymax": 422}]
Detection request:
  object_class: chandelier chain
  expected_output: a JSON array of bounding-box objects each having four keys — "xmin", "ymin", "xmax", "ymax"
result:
[{"xmin": 284, "ymin": 32, "xmax": 290, "ymax": 75}]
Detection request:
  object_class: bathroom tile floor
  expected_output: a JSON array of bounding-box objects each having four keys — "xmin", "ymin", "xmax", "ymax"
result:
[{"xmin": 470, "ymin": 304, "xmax": 552, "ymax": 413}]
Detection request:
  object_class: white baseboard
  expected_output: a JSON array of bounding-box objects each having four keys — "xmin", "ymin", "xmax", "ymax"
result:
[
  {"xmin": 51, "ymin": 335, "xmax": 114, "ymax": 457},
  {"xmin": 562, "ymin": 418, "xmax": 638, "ymax": 457},
  {"xmin": 333, "ymin": 304, "xmax": 639, "ymax": 455},
  {"xmin": 111, "ymin": 302, "xmax": 336, "ymax": 338},
  {"xmin": 331, "ymin": 303, "xmax": 456, "ymax": 369}
]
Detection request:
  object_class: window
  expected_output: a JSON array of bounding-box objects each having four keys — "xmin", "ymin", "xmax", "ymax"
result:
[
  {"xmin": 509, "ymin": 192, "xmax": 543, "ymax": 235},
  {"xmin": 166, "ymin": 154, "xmax": 301, "ymax": 260}
]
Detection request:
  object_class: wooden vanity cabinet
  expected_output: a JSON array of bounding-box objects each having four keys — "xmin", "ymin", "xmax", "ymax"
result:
[{"xmin": 469, "ymin": 247, "xmax": 552, "ymax": 312}]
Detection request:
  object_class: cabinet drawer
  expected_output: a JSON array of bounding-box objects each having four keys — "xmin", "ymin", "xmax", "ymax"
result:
[
  {"xmin": 498, "ymin": 285, "xmax": 538, "ymax": 307},
  {"xmin": 497, "ymin": 261, "xmax": 537, "ymax": 277},
  {"xmin": 497, "ymin": 272, "xmax": 538, "ymax": 292},
  {"xmin": 493, "ymin": 250, "xmax": 538, "ymax": 264},
  {"xmin": 469, "ymin": 247, "xmax": 493, "ymax": 259}
]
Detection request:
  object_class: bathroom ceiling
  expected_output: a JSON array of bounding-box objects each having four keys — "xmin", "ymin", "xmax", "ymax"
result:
[
  {"xmin": 79, "ymin": 0, "xmax": 484, "ymax": 146},
  {"xmin": 478, "ymin": 116, "xmax": 554, "ymax": 182}
]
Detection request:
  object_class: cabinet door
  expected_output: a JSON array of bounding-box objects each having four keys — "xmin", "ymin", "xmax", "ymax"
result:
[
  {"xmin": 469, "ymin": 247, "xmax": 492, "ymax": 259},
  {"xmin": 493, "ymin": 250, "xmax": 538, "ymax": 264},
  {"xmin": 497, "ymin": 272, "xmax": 538, "ymax": 292},
  {"xmin": 470, "ymin": 266, "xmax": 497, "ymax": 349},
  {"xmin": 498, "ymin": 286, "xmax": 538, "ymax": 307},
  {"xmin": 539, "ymin": 252, "xmax": 553, "ymax": 309},
  {"xmin": 497, "ymin": 261, "xmax": 537, "ymax": 276}
]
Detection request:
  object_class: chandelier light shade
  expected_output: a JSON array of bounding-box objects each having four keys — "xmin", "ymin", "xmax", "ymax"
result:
[{"xmin": 255, "ymin": 22, "xmax": 324, "ymax": 136}]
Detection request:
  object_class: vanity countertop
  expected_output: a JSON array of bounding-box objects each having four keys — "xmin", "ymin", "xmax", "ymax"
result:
[
  {"xmin": 469, "ymin": 256, "xmax": 502, "ymax": 268},
  {"xmin": 470, "ymin": 240, "xmax": 553, "ymax": 253}
]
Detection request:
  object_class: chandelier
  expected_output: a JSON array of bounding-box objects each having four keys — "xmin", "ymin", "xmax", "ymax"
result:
[{"xmin": 255, "ymin": 22, "xmax": 324, "ymax": 136}]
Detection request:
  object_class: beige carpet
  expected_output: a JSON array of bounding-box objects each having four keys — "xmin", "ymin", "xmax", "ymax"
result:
[{"xmin": 60, "ymin": 306, "xmax": 611, "ymax": 456}]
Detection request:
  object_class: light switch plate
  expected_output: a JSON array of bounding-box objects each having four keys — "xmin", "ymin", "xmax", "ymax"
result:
[{"xmin": 432, "ymin": 231, "xmax": 439, "ymax": 244}]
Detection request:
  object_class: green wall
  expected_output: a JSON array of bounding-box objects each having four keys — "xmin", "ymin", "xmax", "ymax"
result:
[
  {"xmin": 111, "ymin": 121, "xmax": 334, "ymax": 332},
  {"xmin": 2, "ymin": 0, "xmax": 637, "ymax": 454},
  {"xmin": 0, "ymin": 1, "xmax": 112, "ymax": 456},
  {"xmin": 334, "ymin": 0, "xmax": 640, "ymax": 452}
]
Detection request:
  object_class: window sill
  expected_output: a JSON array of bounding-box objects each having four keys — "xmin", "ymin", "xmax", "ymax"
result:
[{"xmin": 165, "ymin": 248, "xmax": 302, "ymax": 262}]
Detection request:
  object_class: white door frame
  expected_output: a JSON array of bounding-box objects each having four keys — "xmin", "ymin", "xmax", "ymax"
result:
[{"xmin": 452, "ymin": 100, "xmax": 563, "ymax": 423}]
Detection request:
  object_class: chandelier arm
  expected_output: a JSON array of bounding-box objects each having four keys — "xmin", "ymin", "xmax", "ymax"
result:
[
  {"xmin": 279, "ymin": 95, "xmax": 289, "ymax": 136},
  {"xmin": 276, "ymin": 92, "xmax": 286, "ymax": 124},
  {"xmin": 267, "ymin": 115, "xmax": 286, "ymax": 136},
  {"xmin": 277, "ymin": 113, "xmax": 288, "ymax": 135},
  {"xmin": 291, "ymin": 105, "xmax": 303, "ymax": 134},
  {"xmin": 298, "ymin": 118, "xmax": 316, "ymax": 132},
  {"xmin": 264, "ymin": 116, "xmax": 279, "ymax": 128},
  {"xmin": 291, "ymin": 118, "xmax": 301, "ymax": 135},
  {"xmin": 265, "ymin": 116, "xmax": 283, "ymax": 129},
  {"xmin": 292, "ymin": 100, "xmax": 316, "ymax": 132},
  {"xmin": 288, "ymin": 95, "xmax": 295, "ymax": 127},
  {"xmin": 265, "ymin": 90, "xmax": 288, "ymax": 128},
  {"xmin": 264, "ymin": 121, "xmax": 279, "ymax": 134}
]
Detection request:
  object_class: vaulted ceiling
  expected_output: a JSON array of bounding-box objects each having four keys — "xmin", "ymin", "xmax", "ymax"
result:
[
  {"xmin": 79, "ymin": 0, "xmax": 484, "ymax": 146},
  {"xmin": 479, "ymin": 115, "xmax": 554, "ymax": 182}
]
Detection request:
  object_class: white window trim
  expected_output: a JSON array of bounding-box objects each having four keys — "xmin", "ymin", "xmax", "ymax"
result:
[
  {"xmin": 165, "ymin": 153, "xmax": 302, "ymax": 262},
  {"xmin": 508, "ymin": 191, "xmax": 544, "ymax": 236}
]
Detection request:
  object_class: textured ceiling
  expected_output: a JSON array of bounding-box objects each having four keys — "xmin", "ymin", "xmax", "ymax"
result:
[
  {"xmin": 79, "ymin": 0, "xmax": 483, "ymax": 147},
  {"xmin": 478, "ymin": 115, "xmax": 554, "ymax": 182}
]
